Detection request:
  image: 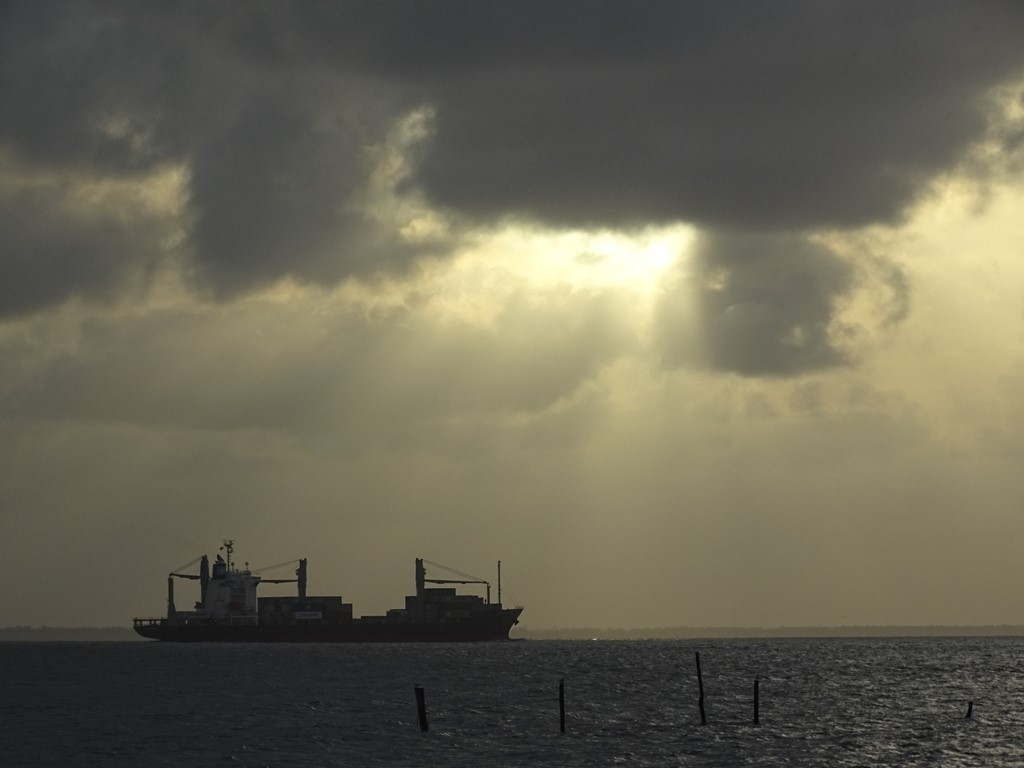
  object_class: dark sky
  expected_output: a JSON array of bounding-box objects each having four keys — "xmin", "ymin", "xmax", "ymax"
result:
[{"xmin": 2, "ymin": 1, "xmax": 1024, "ymax": 629}]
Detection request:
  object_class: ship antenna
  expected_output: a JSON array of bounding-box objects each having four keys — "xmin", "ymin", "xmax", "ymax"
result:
[
  {"xmin": 221, "ymin": 539, "xmax": 235, "ymax": 571},
  {"xmin": 497, "ymin": 560, "xmax": 502, "ymax": 606}
]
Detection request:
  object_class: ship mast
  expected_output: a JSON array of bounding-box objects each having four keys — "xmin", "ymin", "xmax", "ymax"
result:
[{"xmin": 221, "ymin": 539, "xmax": 235, "ymax": 572}]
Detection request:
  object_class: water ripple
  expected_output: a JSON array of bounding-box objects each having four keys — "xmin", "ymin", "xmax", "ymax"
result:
[{"xmin": 2, "ymin": 638, "xmax": 1024, "ymax": 766}]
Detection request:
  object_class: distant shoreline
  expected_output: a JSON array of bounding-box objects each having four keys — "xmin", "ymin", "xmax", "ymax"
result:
[
  {"xmin": 4, "ymin": 625, "xmax": 1024, "ymax": 641},
  {"xmin": 515, "ymin": 625, "xmax": 1024, "ymax": 640},
  {"xmin": 0, "ymin": 627, "xmax": 143, "ymax": 641}
]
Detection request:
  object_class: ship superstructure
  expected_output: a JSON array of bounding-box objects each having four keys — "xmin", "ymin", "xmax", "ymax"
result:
[{"xmin": 133, "ymin": 540, "xmax": 521, "ymax": 642}]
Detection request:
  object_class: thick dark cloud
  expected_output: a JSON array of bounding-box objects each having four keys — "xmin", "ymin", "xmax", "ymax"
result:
[
  {"xmin": 2, "ymin": 1, "xmax": 1022, "ymax": 333},
  {"xmin": 0, "ymin": 1, "xmax": 415, "ymax": 313},
  {"xmin": 186, "ymin": 87, "xmax": 415, "ymax": 296},
  {"xmin": 399, "ymin": 2, "xmax": 1024, "ymax": 230},
  {"xmin": 0, "ymin": 183, "xmax": 152, "ymax": 316},
  {"xmin": 229, "ymin": 2, "xmax": 1024, "ymax": 229},
  {"xmin": 656, "ymin": 232, "xmax": 858, "ymax": 376}
]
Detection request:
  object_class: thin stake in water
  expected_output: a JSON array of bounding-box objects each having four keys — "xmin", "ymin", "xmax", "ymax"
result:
[
  {"xmin": 753, "ymin": 678, "xmax": 760, "ymax": 725},
  {"xmin": 695, "ymin": 651, "xmax": 707, "ymax": 725},
  {"xmin": 414, "ymin": 685, "xmax": 428, "ymax": 732},
  {"xmin": 559, "ymin": 678, "xmax": 566, "ymax": 733}
]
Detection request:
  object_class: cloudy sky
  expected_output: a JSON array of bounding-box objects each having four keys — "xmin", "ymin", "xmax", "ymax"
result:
[{"xmin": 3, "ymin": 1, "xmax": 1024, "ymax": 630}]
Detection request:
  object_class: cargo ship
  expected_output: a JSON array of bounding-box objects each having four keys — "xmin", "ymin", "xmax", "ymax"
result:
[{"xmin": 133, "ymin": 540, "xmax": 522, "ymax": 642}]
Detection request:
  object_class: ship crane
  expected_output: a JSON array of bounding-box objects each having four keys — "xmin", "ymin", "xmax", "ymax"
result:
[
  {"xmin": 163, "ymin": 547, "xmax": 308, "ymax": 617},
  {"xmin": 165, "ymin": 554, "xmax": 212, "ymax": 613},
  {"xmin": 253, "ymin": 558, "xmax": 308, "ymax": 598},
  {"xmin": 420, "ymin": 559, "xmax": 494, "ymax": 604}
]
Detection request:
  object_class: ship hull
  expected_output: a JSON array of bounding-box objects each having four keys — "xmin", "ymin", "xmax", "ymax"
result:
[{"xmin": 134, "ymin": 609, "xmax": 523, "ymax": 643}]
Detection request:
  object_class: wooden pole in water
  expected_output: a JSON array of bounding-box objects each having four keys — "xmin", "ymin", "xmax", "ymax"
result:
[
  {"xmin": 695, "ymin": 652, "xmax": 707, "ymax": 725},
  {"xmin": 753, "ymin": 678, "xmax": 760, "ymax": 725},
  {"xmin": 966, "ymin": 700, "xmax": 973, "ymax": 719},
  {"xmin": 414, "ymin": 685, "xmax": 428, "ymax": 732},
  {"xmin": 559, "ymin": 678, "xmax": 566, "ymax": 733}
]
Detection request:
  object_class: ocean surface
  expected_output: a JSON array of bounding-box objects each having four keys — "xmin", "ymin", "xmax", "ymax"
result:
[{"xmin": 2, "ymin": 637, "xmax": 1023, "ymax": 767}]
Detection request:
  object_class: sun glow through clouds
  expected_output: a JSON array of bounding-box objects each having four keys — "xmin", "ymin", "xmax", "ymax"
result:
[
  {"xmin": 410, "ymin": 224, "xmax": 695, "ymax": 329},
  {"xmin": 486, "ymin": 225, "xmax": 693, "ymax": 292}
]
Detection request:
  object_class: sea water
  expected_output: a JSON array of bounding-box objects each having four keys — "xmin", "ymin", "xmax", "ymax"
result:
[{"xmin": 2, "ymin": 637, "xmax": 1023, "ymax": 767}]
